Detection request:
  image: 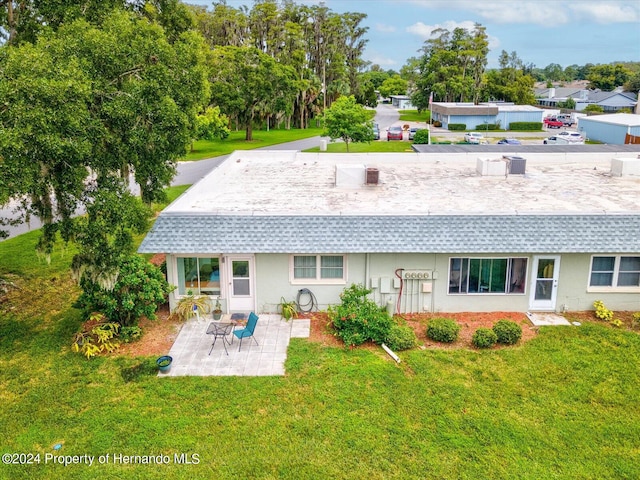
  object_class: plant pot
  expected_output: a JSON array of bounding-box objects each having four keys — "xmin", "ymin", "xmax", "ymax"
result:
[
  {"xmin": 156, "ymin": 355, "xmax": 172, "ymax": 372},
  {"xmin": 213, "ymin": 311, "xmax": 222, "ymax": 320}
]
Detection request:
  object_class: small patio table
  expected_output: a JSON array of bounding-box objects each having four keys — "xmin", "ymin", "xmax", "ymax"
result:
[{"xmin": 206, "ymin": 321, "xmax": 234, "ymax": 355}]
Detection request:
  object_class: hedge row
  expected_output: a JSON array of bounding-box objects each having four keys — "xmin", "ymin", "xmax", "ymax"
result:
[{"xmin": 508, "ymin": 122, "xmax": 542, "ymax": 131}]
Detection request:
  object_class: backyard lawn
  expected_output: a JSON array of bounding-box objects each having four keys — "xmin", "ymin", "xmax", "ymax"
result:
[
  {"xmin": 305, "ymin": 140, "xmax": 417, "ymax": 153},
  {"xmin": 1, "ymin": 216, "xmax": 639, "ymax": 479}
]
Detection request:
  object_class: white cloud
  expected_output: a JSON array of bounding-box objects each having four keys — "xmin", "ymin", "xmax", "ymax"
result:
[
  {"xmin": 376, "ymin": 23, "xmax": 396, "ymax": 33},
  {"xmin": 406, "ymin": 20, "xmax": 500, "ymax": 50},
  {"xmin": 400, "ymin": 0, "xmax": 639, "ymax": 26},
  {"xmin": 364, "ymin": 53, "xmax": 398, "ymax": 67}
]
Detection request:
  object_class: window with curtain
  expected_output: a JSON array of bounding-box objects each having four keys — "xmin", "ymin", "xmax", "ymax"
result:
[
  {"xmin": 176, "ymin": 257, "xmax": 221, "ymax": 295},
  {"xmin": 449, "ymin": 257, "xmax": 528, "ymax": 294},
  {"xmin": 590, "ymin": 256, "xmax": 640, "ymax": 287},
  {"xmin": 292, "ymin": 255, "xmax": 346, "ymax": 283}
]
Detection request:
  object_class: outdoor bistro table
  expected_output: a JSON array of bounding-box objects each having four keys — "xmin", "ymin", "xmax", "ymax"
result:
[
  {"xmin": 206, "ymin": 314, "xmax": 247, "ymax": 355},
  {"xmin": 206, "ymin": 321, "xmax": 234, "ymax": 356}
]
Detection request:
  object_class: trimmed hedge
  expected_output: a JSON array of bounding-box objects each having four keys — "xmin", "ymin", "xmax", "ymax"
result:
[
  {"xmin": 448, "ymin": 123, "xmax": 466, "ymax": 131},
  {"xmin": 474, "ymin": 124, "xmax": 499, "ymax": 130},
  {"xmin": 412, "ymin": 129, "xmax": 430, "ymax": 144},
  {"xmin": 426, "ymin": 317, "xmax": 460, "ymax": 343},
  {"xmin": 509, "ymin": 122, "xmax": 542, "ymax": 131},
  {"xmin": 385, "ymin": 324, "xmax": 418, "ymax": 351},
  {"xmin": 492, "ymin": 320, "xmax": 522, "ymax": 345},
  {"xmin": 472, "ymin": 328, "xmax": 497, "ymax": 348}
]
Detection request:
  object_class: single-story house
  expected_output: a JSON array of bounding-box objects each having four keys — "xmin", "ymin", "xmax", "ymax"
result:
[
  {"xmin": 535, "ymin": 87, "xmax": 638, "ymax": 112},
  {"xmin": 390, "ymin": 95, "xmax": 415, "ymax": 109},
  {"xmin": 577, "ymin": 113, "xmax": 640, "ymax": 145},
  {"xmin": 430, "ymin": 102, "xmax": 544, "ymax": 130},
  {"xmin": 139, "ymin": 149, "xmax": 640, "ymax": 315}
]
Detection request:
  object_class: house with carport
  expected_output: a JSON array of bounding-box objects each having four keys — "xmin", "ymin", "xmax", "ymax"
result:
[{"xmin": 139, "ymin": 148, "xmax": 640, "ymax": 316}]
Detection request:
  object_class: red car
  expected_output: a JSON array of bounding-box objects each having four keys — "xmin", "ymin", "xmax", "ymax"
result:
[
  {"xmin": 387, "ymin": 126, "xmax": 404, "ymax": 140},
  {"xmin": 543, "ymin": 117, "xmax": 563, "ymax": 128}
]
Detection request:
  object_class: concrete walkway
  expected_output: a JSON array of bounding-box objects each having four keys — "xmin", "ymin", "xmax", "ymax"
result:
[{"xmin": 159, "ymin": 314, "xmax": 310, "ymax": 377}]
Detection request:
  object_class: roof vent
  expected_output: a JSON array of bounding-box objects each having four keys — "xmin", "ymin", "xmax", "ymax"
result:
[
  {"xmin": 503, "ymin": 155, "xmax": 526, "ymax": 175},
  {"xmin": 366, "ymin": 167, "xmax": 379, "ymax": 185}
]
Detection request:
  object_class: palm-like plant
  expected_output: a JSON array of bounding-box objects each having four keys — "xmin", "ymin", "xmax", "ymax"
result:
[{"xmin": 173, "ymin": 294, "xmax": 211, "ymax": 321}]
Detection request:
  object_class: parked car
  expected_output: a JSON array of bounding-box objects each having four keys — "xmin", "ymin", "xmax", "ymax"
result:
[
  {"xmin": 543, "ymin": 136, "xmax": 571, "ymax": 145},
  {"xmin": 556, "ymin": 130, "xmax": 584, "ymax": 143},
  {"xmin": 497, "ymin": 138, "xmax": 521, "ymax": 145},
  {"xmin": 556, "ymin": 114, "xmax": 574, "ymax": 126},
  {"xmin": 408, "ymin": 127, "xmax": 425, "ymax": 140},
  {"xmin": 372, "ymin": 123, "xmax": 380, "ymax": 140},
  {"xmin": 543, "ymin": 117, "xmax": 563, "ymax": 128},
  {"xmin": 464, "ymin": 132, "xmax": 485, "ymax": 144},
  {"xmin": 387, "ymin": 126, "xmax": 403, "ymax": 141}
]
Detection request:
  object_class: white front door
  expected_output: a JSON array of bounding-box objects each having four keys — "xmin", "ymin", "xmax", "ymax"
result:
[
  {"xmin": 529, "ymin": 256, "xmax": 561, "ymax": 311},
  {"xmin": 225, "ymin": 256, "xmax": 256, "ymax": 313}
]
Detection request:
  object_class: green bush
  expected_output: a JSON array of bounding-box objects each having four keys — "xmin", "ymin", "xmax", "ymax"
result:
[
  {"xmin": 472, "ymin": 328, "xmax": 498, "ymax": 348},
  {"xmin": 75, "ymin": 255, "xmax": 171, "ymax": 327},
  {"xmin": 492, "ymin": 320, "xmax": 522, "ymax": 345},
  {"xmin": 330, "ymin": 284, "xmax": 393, "ymax": 347},
  {"xmin": 474, "ymin": 124, "xmax": 499, "ymax": 130},
  {"xmin": 632, "ymin": 312, "xmax": 640, "ymax": 329},
  {"xmin": 448, "ymin": 123, "xmax": 466, "ymax": 131},
  {"xmin": 426, "ymin": 317, "xmax": 460, "ymax": 343},
  {"xmin": 412, "ymin": 129, "xmax": 430, "ymax": 144},
  {"xmin": 385, "ymin": 324, "xmax": 417, "ymax": 351},
  {"xmin": 119, "ymin": 325, "xmax": 143, "ymax": 343},
  {"xmin": 508, "ymin": 122, "xmax": 542, "ymax": 131}
]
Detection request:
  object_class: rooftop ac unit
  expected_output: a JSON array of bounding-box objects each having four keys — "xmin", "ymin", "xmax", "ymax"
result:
[{"xmin": 503, "ymin": 156, "xmax": 526, "ymax": 175}]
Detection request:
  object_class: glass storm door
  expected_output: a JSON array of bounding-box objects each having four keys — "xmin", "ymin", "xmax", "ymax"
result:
[
  {"xmin": 529, "ymin": 256, "xmax": 560, "ymax": 310},
  {"xmin": 226, "ymin": 256, "xmax": 255, "ymax": 313}
]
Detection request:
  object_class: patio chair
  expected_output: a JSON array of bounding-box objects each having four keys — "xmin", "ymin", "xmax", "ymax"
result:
[{"xmin": 232, "ymin": 312, "xmax": 259, "ymax": 351}]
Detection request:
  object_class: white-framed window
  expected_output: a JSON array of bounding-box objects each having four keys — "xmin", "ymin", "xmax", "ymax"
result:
[
  {"xmin": 290, "ymin": 255, "xmax": 346, "ymax": 284},
  {"xmin": 448, "ymin": 257, "xmax": 528, "ymax": 295},
  {"xmin": 589, "ymin": 256, "xmax": 640, "ymax": 288},
  {"xmin": 176, "ymin": 256, "xmax": 221, "ymax": 295}
]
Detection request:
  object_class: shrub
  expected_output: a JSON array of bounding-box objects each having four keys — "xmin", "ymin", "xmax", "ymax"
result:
[
  {"xmin": 412, "ymin": 129, "xmax": 430, "ymax": 144},
  {"xmin": 433, "ymin": 120, "xmax": 442, "ymax": 127},
  {"xmin": 119, "ymin": 325, "xmax": 143, "ymax": 343},
  {"xmin": 632, "ymin": 312, "xmax": 640, "ymax": 329},
  {"xmin": 75, "ymin": 255, "xmax": 171, "ymax": 327},
  {"xmin": 508, "ymin": 121, "xmax": 542, "ymax": 131},
  {"xmin": 72, "ymin": 313, "xmax": 120, "ymax": 359},
  {"xmin": 426, "ymin": 317, "xmax": 460, "ymax": 343},
  {"xmin": 448, "ymin": 123, "xmax": 466, "ymax": 131},
  {"xmin": 593, "ymin": 300, "xmax": 613, "ymax": 321},
  {"xmin": 474, "ymin": 124, "xmax": 499, "ymax": 130},
  {"xmin": 330, "ymin": 284, "xmax": 393, "ymax": 347},
  {"xmin": 385, "ymin": 324, "xmax": 417, "ymax": 351},
  {"xmin": 493, "ymin": 319, "xmax": 522, "ymax": 345},
  {"xmin": 472, "ymin": 328, "xmax": 497, "ymax": 348}
]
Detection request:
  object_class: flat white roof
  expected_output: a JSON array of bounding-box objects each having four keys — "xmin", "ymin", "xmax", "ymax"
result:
[
  {"xmin": 167, "ymin": 151, "xmax": 640, "ymax": 216},
  {"xmin": 579, "ymin": 113, "xmax": 640, "ymax": 127}
]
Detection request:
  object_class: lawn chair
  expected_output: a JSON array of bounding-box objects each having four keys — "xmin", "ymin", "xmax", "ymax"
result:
[{"xmin": 232, "ymin": 312, "xmax": 259, "ymax": 351}]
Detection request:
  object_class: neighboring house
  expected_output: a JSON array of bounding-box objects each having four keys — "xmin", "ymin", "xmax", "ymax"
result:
[
  {"xmin": 390, "ymin": 95, "xmax": 415, "ymax": 109},
  {"xmin": 430, "ymin": 102, "xmax": 544, "ymax": 130},
  {"xmin": 577, "ymin": 113, "xmax": 640, "ymax": 145},
  {"xmin": 139, "ymin": 149, "xmax": 640, "ymax": 315},
  {"xmin": 535, "ymin": 87, "xmax": 637, "ymax": 112}
]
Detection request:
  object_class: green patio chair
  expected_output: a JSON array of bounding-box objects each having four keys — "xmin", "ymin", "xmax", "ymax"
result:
[{"xmin": 232, "ymin": 312, "xmax": 259, "ymax": 351}]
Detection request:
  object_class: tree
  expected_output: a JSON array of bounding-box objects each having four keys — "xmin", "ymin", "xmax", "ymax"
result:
[
  {"xmin": 378, "ymin": 75, "xmax": 408, "ymax": 98},
  {"xmin": 484, "ymin": 50, "xmax": 536, "ymax": 104},
  {"xmin": 193, "ymin": 106, "xmax": 230, "ymax": 150},
  {"xmin": 321, "ymin": 95, "xmax": 374, "ymax": 152},
  {"xmin": 557, "ymin": 98, "xmax": 576, "ymax": 109},
  {"xmin": 587, "ymin": 64, "xmax": 632, "ymax": 90},
  {"xmin": 583, "ymin": 104, "xmax": 604, "ymax": 113},
  {"xmin": 208, "ymin": 46, "xmax": 297, "ymax": 141},
  {"xmin": 624, "ymin": 71, "xmax": 640, "ymax": 93}
]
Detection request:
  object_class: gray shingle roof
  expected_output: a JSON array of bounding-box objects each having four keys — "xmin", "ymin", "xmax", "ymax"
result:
[{"xmin": 138, "ymin": 214, "xmax": 640, "ymax": 254}]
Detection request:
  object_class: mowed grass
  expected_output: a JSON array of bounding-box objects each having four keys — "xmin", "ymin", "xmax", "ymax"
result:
[
  {"xmin": 1, "ymin": 216, "xmax": 640, "ymax": 478},
  {"xmin": 399, "ymin": 109, "xmax": 430, "ymax": 123},
  {"xmin": 305, "ymin": 140, "xmax": 416, "ymax": 153},
  {"xmin": 183, "ymin": 126, "xmax": 324, "ymax": 161}
]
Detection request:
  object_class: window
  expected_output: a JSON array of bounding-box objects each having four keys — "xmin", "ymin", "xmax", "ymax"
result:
[
  {"xmin": 589, "ymin": 256, "xmax": 640, "ymax": 288},
  {"xmin": 176, "ymin": 257, "xmax": 221, "ymax": 295},
  {"xmin": 449, "ymin": 257, "xmax": 527, "ymax": 294},
  {"xmin": 292, "ymin": 255, "xmax": 346, "ymax": 283}
]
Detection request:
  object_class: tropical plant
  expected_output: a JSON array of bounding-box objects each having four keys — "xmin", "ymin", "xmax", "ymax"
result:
[
  {"xmin": 173, "ymin": 294, "xmax": 211, "ymax": 321},
  {"xmin": 279, "ymin": 297, "xmax": 298, "ymax": 321},
  {"xmin": 72, "ymin": 313, "xmax": 120, "ymax": 359},
  {"xmin": 212, "ymin": 296, "xmax": 223, "ymax": 320}
]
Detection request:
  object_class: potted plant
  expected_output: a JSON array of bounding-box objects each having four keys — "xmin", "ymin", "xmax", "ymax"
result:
[
  {"xmin": 212, "ymin": 297, "xmax": 223, "ymax": 320},
  {"xmin": 173, "ymin": 292, "xmax": 211, "ymax": 321},
  {"xmin": 156, "ymin": 355, "xmax": 172, "ymax": 372}
]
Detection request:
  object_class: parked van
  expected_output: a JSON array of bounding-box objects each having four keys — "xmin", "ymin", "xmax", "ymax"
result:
[{"xmin": 556, "ymin": 114, "xmax": 574, "ymax": 126}]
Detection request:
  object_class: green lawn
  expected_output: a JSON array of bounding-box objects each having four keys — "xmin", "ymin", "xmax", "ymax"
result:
[
  {"xmin": 305, "ymin": 140, "xmax": 416, "ymax": 153},
  {"xmin": 183, "ymin": 127, "xmax": 324, "ymax": 161},
  {"xmin": 398, "ymin": 109, "xmax": 430, "ymax": 123},
  {"xmin": 1, "ymin": 226, "xmax": 639, "ymax": 479}
]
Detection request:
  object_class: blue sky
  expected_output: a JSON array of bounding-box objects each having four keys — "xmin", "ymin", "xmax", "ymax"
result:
[{"xmin": 186, "ymin": 0, "xmax": 640, "ymax": 70}]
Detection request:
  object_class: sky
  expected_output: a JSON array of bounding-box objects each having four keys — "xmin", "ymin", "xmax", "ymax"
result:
[{"xmin": 185, "ymin": 0, "xmax": 640, "ymax": 71}]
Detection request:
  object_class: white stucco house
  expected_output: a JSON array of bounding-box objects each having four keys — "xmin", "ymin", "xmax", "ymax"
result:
[
  {"xmin": 430, "ymin": 102, "xmax": 544, "ymax": 130},
  {"xmin": 139, "ymin": 149, "xmax": 640, "ymax": 315}
]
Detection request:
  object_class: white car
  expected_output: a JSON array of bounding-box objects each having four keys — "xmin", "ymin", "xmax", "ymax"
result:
[
  {"xmin": 464, "ymin": 132, "xmax": 485, "ymax": 144},
  {"xmin": 556, "ymin": 130, "xmax": 584, "ymax": 144},
  {"xmin": 543, "ymin": 136, "xmax": 571, "ymax": 145}
]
